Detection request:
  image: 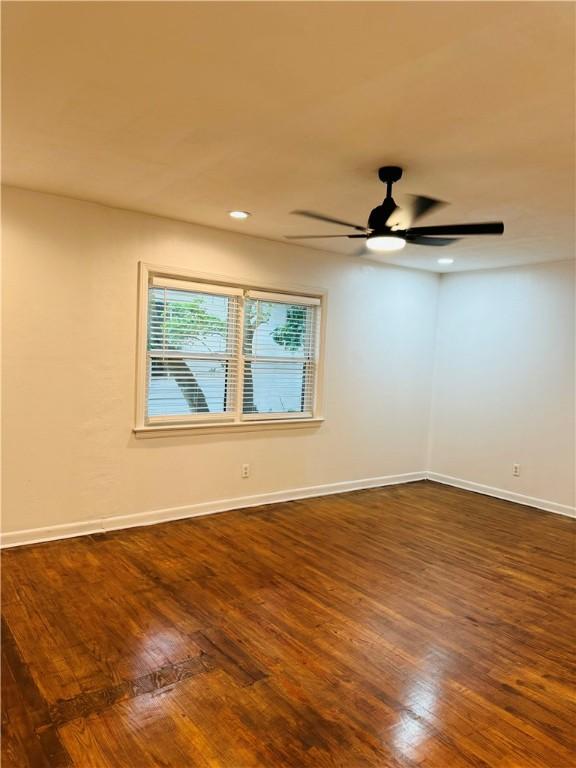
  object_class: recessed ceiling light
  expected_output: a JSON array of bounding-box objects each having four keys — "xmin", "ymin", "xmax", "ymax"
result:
[
  {"xmin": 437, "ymin": 257, "xmax": 454, "ymax": 265},
  {"xmin": 365, "ymin": 236, "xmax": 406, "ymax": 253},
  {"xmin": 228, "ymin": 210, "xmax": 250, "ymax": 220}
]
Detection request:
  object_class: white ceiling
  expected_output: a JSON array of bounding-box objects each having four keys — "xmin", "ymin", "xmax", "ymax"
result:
[{"xmin": 2, "ymin": 2, "xmax": 574, "ymax": 272}]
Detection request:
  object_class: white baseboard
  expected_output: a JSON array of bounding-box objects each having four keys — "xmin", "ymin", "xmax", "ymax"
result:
[
  {"xmin": 0, "ymin": 471, "xmax": 426, "ymax": 548},
  {"xmin": 3, "ymin": 470, "xmax": 572, "ymax": 549},
  {"xmin": 427, "ymin": 472, "xmax": 576, "ymax": 518}
]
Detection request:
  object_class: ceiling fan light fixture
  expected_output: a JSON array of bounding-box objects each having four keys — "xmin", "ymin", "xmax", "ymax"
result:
[{"xmin": 366, "ymin": 235, "xmax": 406, "ymax": 253}]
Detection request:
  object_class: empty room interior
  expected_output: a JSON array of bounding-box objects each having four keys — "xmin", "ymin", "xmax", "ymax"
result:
[{"xmin": 1, "ymin": 2, "xmax": 575, "ymax": 767}]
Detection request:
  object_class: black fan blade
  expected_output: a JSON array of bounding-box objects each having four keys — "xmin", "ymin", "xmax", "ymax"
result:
[
  {"xmin": 386, "ymin": 195, "xmax": 446, "ymax": 229},
  {"xmin": 284, "ymin": 234, "xmax": 358, "ymax": 239},
  {"xmin": 292, "ymin": 210, "xmax": 366, "ymax": 232},
  {"xmin": 406, "ymin": 222, "xmax": 504, "ymax": 236},
  {"xmin": 410, "ymin": 195, "xmax": 447, "ymax": 222},
  {"xmin": 405, "ymin": 236, "xmax": 461, "ymax": 246}
]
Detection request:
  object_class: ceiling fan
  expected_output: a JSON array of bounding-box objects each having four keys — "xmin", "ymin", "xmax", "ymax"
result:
[{"xmin": 285, "ymin": 166, "xmax": 504, "ymax": 253}]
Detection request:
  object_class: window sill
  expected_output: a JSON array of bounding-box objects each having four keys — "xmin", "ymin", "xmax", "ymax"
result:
[{"xmin": 133, "ymin": 418, "xmax": 324, "ymax": 438}]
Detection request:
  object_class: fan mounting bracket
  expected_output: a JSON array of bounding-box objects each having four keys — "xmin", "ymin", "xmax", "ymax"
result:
[{"xmin": 378, "ymin": 166, "xmax": 403, "ymax": 185}]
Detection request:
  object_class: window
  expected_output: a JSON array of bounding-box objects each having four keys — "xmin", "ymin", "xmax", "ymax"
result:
[
  {"xmin": 136, "ymin": 266, "xmax": 323, "ymax": 431},
  {"xmin": 147, "ymin": 278, "xmax": 241, "ymax": 421}
]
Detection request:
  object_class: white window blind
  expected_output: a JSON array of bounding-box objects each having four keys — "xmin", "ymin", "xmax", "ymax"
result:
[
  {"xmin": 142, "ymin": 272, "xmax": 322, "ymax": 426},
  {"xmin": 242, "ymin": 296, "xmax": 318, "ymax": 418},
  {"xmin": 147, "ymin": 284, "xmax": 240, "ymax": 421}
]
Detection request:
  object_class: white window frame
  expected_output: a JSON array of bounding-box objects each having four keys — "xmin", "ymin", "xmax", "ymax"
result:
[{"xmin": 134, "ymin": 263, "xmax": 325, "ymax": 436}]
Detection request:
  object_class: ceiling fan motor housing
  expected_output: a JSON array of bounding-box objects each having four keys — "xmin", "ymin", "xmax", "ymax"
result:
[{"xmin": 368, "ymin": 199, "xmax": 397, "ymax": 232}]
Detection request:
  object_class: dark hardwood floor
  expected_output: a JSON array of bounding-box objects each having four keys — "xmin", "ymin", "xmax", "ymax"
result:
[{"xmin": 2, "ymin": 480, "xmax": 575, "ymax": 767}]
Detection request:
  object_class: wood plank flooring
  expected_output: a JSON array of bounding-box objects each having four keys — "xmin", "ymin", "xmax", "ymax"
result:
[{"xmin": 2, "ymin": 480, "xmax": 575, "ymax": 767}]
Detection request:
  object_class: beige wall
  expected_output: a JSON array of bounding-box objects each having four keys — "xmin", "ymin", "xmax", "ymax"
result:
[
  {"xmin": 2, "ymin": 187, "xmax": 438, "ymax": 534},
  {"xmin": 428, "ymin": 261, "xmax": 575, "ymax": 508},
  {"xmin": 4, "ymin": 188, "xmax": 573, "ymax": 539}
]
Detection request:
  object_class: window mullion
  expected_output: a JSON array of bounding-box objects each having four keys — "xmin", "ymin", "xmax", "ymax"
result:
[
  {"xmin": 162, "ymin": 287, "xmax": 167, "ymax": 353},
  {"xmin": 235, "ymin": 294, "xmax": 246, "ymax": 424}
]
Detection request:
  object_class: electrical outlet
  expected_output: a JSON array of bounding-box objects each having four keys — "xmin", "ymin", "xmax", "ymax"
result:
[
  {"xmin": 241, "ymin": 463, "xmax": 250, "ymax": 479},
  {"xmin": 512, "ymin": 463, "xmax": 520, "ymax": 477}
]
